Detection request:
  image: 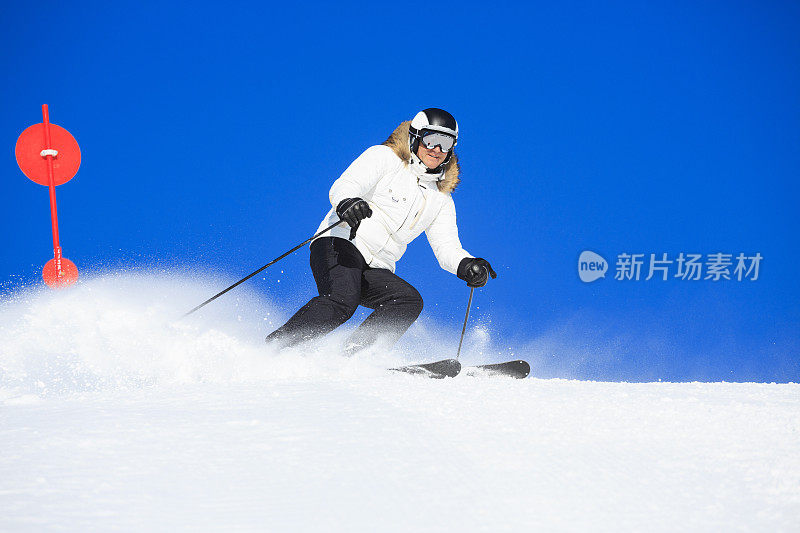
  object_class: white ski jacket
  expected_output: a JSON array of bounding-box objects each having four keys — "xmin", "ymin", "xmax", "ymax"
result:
[{"xmin": 314, "ymin": 122, "xmax": 471, "ymax": 274}]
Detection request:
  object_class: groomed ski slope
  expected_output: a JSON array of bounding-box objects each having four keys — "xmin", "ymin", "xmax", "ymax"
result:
[{"xmin": 1, "ymin": 274, "xmax": 798, "ymax": 531}]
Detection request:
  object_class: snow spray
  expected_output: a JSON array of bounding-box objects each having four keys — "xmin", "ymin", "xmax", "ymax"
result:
[{"xmin": 0, "ymin": 272, "xmax": 417, "ymax": 397}]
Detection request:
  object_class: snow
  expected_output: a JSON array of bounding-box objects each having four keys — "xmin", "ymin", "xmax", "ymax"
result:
[{"xmin": 1, "ymin": 274, "xmax": 799, "ymax": 531}]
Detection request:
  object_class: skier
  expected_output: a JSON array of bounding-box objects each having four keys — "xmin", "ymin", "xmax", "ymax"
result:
[{"xmin": 266, "ymin": 108, "xmax": 496, "ymax": 354}]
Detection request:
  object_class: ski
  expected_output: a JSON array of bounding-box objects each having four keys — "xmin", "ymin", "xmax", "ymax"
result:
[
  {"xmin": 390, "ymin": 358, "xmax": 462, "ymax": 379},
  {"xmin": 464, "ymin": 360, "xmax": 530, "ymax": 379}
]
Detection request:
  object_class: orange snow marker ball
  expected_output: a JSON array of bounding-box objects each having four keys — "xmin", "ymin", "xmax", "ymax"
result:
[
  {"xmin": 14, "ymin": 105, "xmax": 81, "ymax": 289},
  {"xmin": 43, "ymin": 257, "xmax": 79, "ymax": 288}
]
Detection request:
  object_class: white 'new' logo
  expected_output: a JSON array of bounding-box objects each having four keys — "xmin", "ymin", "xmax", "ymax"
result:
[{"xmin": 578, "ymin": 251, "xmax": 607, "ymax": 283}]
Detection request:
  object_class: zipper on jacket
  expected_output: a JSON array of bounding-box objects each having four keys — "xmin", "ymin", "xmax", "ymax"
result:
[{"xmin": 408, "ymin": 182, "xmax": 427, "ymax": 231}]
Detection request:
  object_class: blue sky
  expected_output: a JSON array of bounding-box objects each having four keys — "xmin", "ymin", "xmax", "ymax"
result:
[{"xmin": 2, "ymin": 1, "xmax": 798, "ymax": 381}]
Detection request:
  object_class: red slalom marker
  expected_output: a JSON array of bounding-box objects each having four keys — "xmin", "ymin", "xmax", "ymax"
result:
[{"xmin": 15, "ymin": 105, "xmax": 81, "ymax": 288}]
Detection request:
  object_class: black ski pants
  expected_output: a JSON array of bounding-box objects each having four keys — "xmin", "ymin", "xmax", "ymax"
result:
[{"xmin": 266, "ymin": 237, "xmax": 423, "ymax": 352}]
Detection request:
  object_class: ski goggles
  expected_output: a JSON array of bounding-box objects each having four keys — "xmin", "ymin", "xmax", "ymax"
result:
[{"xmin": 419, "ymin": 130, "xmax": 456, "ymax": 152}]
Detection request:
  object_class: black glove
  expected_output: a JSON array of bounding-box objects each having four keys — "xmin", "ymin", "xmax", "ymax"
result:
[
  {"xmin": 336, "ymin": 198, "xmax": 373, "ymax": 240},
  {"xmin": 457, "ymin": 257, "xmax": 497, "ymax": 288}
]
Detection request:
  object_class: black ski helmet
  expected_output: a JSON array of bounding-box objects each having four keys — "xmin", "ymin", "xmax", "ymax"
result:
[{"xmin": 409, "ymin": 108, "xmax": 459, "ymax": 169}]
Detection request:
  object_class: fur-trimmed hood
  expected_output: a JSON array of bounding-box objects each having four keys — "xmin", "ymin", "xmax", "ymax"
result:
[{"xmin": 383, "ymin": 121, "xmax": 460, "ymax": 193}]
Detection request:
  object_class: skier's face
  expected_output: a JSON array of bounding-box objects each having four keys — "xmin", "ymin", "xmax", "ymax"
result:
[{"xmin": 417, "ymin": 143, "xmax": 445, "ymax": 169}]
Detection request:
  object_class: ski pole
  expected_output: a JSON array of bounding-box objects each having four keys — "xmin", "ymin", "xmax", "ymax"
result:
[
  {"xmin": 184, "ymin": 220, "xmax": 343, "ymax": 317},
  {"xmin": 455, "ymin": 286, "xmax": 475, "ymax": 360}
]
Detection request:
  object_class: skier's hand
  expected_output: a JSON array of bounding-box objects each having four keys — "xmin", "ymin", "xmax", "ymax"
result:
[
  {"xmin": 457, "ymin": 257, "xmax": 497, "ymax": 288},
  {"xmin": 336, "ymin": 198, "xmax": 373, "ymax": 240}
]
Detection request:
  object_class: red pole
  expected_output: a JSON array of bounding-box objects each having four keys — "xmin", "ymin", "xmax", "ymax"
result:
[
  {"xmin": 41, "ymin": 104, "xmax": 63, "ymax": 278},
  {"xmin": 16, "ymin": 104, "xmax": 80, "ymax": 288}
]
